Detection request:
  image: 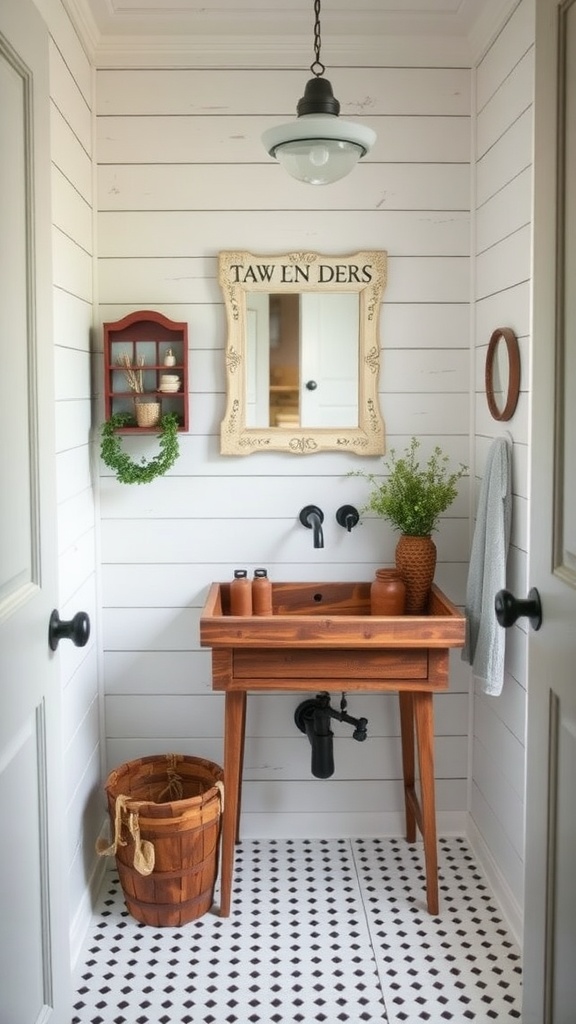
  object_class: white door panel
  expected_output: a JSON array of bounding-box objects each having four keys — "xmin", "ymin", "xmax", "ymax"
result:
[
  {"xmin": 300, "ymin": 292, "xmax": 359, "ymax": 427},
  {"xmin": 0, "ymin": 0, "xmax": 70, "ymax": 1020},
  {"xmin": 523, "ymin": 1, "xmax": 576, "ymax": 1020}
]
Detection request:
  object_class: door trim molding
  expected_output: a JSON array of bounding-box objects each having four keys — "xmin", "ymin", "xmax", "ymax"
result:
[{"xmin": 553, "ymin": 0, "xmax": 576, "ymax": 587}]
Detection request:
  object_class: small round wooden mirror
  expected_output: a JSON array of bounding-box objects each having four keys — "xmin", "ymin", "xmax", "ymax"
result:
[{"xmin": 485, "ymin": 327, "xmax": 520, "ymax": 421}]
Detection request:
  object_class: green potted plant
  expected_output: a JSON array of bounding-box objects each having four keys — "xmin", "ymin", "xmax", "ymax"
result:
[{"xmin": 354, "ymin": 437, "xmax": 467, "ymax": 612}]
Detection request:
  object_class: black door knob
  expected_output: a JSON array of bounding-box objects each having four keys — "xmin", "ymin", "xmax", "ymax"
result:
[
  {"xmin": 494, "ymin": 588, "xmax": 542, "ymax": 631},
  {"xmin": 48, "ymin": 609, "xmax": 91, "ymax": 651},
  {"xmin": 305, "ymin": 380, "xmax": 318, "ymax": 390}
]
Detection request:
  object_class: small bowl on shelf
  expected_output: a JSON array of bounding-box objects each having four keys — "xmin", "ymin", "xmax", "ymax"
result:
[{"xmin": 159, "ymin": 374, "xmax": 181, "ymax": 393}]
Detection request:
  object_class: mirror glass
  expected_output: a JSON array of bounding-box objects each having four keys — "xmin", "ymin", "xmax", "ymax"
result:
[
  {"xmin": 219, "ymin": 251, "xmax": 387, "ymax": 455},
  {"xmin": 246, "ymin": 292, "xmax": 359, "ymax": 429}
]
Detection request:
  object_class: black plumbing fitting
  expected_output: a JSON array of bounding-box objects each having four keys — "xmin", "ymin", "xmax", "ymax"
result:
[{"xmin": 294, "ymin": 692, "xmax": 368, "ymax": 779}]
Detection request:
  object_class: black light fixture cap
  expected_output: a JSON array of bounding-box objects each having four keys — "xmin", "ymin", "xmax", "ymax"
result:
[{"xmin": 297, "ymin": 76, "xmax": 340, "ymax": 117}]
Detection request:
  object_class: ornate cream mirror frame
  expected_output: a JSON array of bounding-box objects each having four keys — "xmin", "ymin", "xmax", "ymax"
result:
[{"xmin": 219, "ymin": 250, "xmax": 387, "ymax": 455}]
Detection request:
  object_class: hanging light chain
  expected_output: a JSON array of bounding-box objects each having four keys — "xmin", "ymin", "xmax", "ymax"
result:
[{"xmin": 310, "ymin": 0, "xmax": 325, "ymax": 77}]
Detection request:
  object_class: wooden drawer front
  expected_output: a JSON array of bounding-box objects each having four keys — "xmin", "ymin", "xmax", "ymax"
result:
[{"xmin": 233, "ymin": 648, "xmax": 428, "ymax": 680}]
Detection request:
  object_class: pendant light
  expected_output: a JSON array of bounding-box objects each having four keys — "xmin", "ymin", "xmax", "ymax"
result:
[{"xmin": 261, "ymin": 0, "xmax": 376, "ymax": 186}]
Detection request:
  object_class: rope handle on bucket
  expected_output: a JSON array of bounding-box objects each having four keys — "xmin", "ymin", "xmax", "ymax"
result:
[
  {"xmin": 96, "ymin": 794, "xmax": 155, "ymax": 876},
  {"xmin": 95, "ymin": 780, "xmax": 224, "ymax": 877},
  {"xmin": 215, "ymin": 780, "xmax": 224, "ymax": 812},
  {"xmin": 157, "ymin": 765, "xmax": 184, "ymax": 801}
]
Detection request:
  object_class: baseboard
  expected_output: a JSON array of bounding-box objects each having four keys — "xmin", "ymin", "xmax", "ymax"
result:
[
  {"xmin": 466, "ymin": 815, "xmax": 523, "ymax": 949},
  {"xmin": 69, "ymin": 819, "xmax": 110, "ymax": 974},
  {"xmin": 238, "ymin": 809, "xmax": 467, "ymax": 839}
]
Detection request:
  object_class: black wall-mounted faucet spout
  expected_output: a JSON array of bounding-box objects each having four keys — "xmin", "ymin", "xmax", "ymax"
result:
[{"xmin": 299, "ymin": 505, "xmax": 324, "ymax": 548}]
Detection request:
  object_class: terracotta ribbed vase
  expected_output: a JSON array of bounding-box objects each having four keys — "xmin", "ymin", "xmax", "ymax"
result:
[{"xmin": 395, "ymin": 535, "xmax": 437, "ymax": 614}]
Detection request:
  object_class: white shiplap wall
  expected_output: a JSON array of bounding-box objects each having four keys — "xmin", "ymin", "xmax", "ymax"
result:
[
  {"xmin": 96, "ymin": 62, "xmax": 472, "ymax": 837},
  {"xmin": 469, "ymin": 0, "xmax": 534, "ymax": 937},
  {"xmin": 35, "ymin": 0, "xmax": 101, "ymax": 958}
]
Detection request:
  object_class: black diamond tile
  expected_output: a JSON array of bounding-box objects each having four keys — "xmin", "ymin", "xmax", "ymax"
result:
[{"xmin": 72, "ymin": 837, "xmax": 520, "ymax": 1023}]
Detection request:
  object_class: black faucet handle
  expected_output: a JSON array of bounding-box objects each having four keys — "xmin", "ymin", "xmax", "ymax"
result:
[{"xmin": 336, "ymin": 504, "xmax": 359, "ymax": 532}]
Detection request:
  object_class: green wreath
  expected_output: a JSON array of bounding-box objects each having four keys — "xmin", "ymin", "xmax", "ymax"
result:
[{"xmin": 100, "ymin": 412, "xmax": 180, "ymax": 484}]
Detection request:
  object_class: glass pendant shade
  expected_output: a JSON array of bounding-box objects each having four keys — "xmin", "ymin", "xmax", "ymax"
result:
[
  {"xmin": 262, "ymin": 76, "xmax": 376, "ymax": 186},
  {"xmin": 262, "ymin": 114, "xmax": 375, "ymax": 185}
]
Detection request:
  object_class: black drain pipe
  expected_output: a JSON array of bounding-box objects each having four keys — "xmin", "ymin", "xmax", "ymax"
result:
[{"xmin": 294, "ymin": 692, "xmax": 368, "ymax": 779}]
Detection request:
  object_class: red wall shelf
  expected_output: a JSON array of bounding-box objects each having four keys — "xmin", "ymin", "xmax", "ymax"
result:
[{"xmin": 104, "ymin": 310, "xmax": 188, "ymax": 432}]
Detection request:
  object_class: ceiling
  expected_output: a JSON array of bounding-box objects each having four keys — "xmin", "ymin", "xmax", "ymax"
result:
[
  {"xmin": 80, "ymin": 0, "xmax": 483, "ymax": 36},
  {"xmin": 73, "ymin": 0, "xmax": 509, "ymax": 65}
]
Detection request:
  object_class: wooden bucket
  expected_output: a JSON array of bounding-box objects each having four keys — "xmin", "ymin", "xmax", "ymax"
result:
[{"xmin": 103, "ymin": 754, "xmax": 224, "ymax": 926}]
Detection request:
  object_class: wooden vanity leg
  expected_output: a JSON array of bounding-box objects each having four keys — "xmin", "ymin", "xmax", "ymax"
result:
[
  {"xmin": 236, "ymin": 691, "xmax": 247, "ymax": 843},
  {"xmin": 413, "ymin": 691, "xmax": 439, "ymax": 916},
  {"xmin": 220, "ymin": 690, "xmax": 246, "ymax": 917},
  {"xmin": 398, "ymin": 692, "xmax": 416, "ymax": 843}
]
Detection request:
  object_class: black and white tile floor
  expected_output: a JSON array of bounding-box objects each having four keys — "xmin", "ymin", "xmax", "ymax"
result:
[{"xmin": 73, "ymin": 837, "xmax": 522, "ymax": 1023}]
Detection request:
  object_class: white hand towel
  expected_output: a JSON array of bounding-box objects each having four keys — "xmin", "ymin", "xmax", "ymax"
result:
[{"xmin": 462, "ymin": 437, "xmax": 512, "ymax": 695}]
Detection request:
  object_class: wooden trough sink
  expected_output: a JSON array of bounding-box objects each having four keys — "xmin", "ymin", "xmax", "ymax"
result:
[{"xmin": 200, "ymin": 581, "xmax": 465, "ymax": 919}]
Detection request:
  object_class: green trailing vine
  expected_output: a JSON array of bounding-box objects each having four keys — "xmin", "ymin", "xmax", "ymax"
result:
[{"xmin": 100, "ymin": 412, "xmax": 180, "ymax": 484}]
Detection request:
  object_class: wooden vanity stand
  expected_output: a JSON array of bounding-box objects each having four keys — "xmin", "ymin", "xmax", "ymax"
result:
[{"xmin": 200, "ymin": 581, "xmax": 465, "ymax": 917}]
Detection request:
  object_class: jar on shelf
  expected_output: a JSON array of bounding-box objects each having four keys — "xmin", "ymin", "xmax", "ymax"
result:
[
  {"xmin": 370, "ymin": 568, "xmax": 406, "ymax": 616},
  {"xmin": 163, "ymin": 348, "xmax": 176, "ymax": 367},
  {"xmin": 134, "ymin": 399, "xmax": 161, "ymax": 428}
]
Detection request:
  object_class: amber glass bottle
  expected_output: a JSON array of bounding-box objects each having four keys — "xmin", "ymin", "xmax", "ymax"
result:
[
  {"xmin": 252, "ymin": 568, "xmax": 273, "ymax": 615},
  {"xmin": 230, "ymin": 569, "xmax": 252, "ymax": 615}
]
